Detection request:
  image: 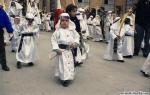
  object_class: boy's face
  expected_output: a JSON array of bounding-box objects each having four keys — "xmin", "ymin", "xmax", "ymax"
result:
[
  {"xmin": 70, "ymin": 8, "xmax": 77, "ymax": 17},
  {"xmin": 14, "ymin": 18, "xmax": 20, "ymax": 24},
  {"xmin": 60, "ymin": 18, "xmax": 69, "ymax": 29}
]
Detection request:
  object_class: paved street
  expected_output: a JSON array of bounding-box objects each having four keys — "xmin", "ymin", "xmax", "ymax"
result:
[{"xmin": 0, "ymin": 32, "xmax": 149, "ymax": 95}]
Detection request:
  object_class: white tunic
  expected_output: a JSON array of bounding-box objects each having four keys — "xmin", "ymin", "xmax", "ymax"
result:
[
  {"xmin": 44, "ymin": 15, "xmax": 51, "ymax": 31},
  {"xmin": 16, "ymin": 21, "xmax": 39, "ymax": 63},
  {"xmin": 122, "ymin": 25, "xmax": 134, "ymax": 56},
  {"xmin": 92, "ymin": 17, "xmax": 103, "ymax": 41},
  {"xmin": 142, "ymin": 53, "xmax": 150, "ymax": 75},
  {"xmin": 104, "ymin": 22, "xmax": 125, "ymax": 61},
  {"xmin": 51, "ymin": 28, "xmax": 79, "ymax": 81},
  {"xmin": 87, "ymin": 17, "xmax": 94, "ymax": 38}
]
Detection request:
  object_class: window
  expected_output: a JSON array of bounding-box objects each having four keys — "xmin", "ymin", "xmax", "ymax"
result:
[
  {"xmin": 78, "ymin": 0, "xmax": 82, "ymax": 3},
  {"xmin": 104, "ymin": 0, "xmax": 108, "ymax": 4}
]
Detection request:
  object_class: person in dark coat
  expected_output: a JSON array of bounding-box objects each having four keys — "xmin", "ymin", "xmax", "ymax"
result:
[
  {"xmin": 66, "ymin": 4, "xmax": 83, "ymax": 66},
  {"xmin": 0, "ymin": 4, "xmax": 14, "ymax": 71},
  {"xmin": 134, "ymin": 0, "xmax": 150, "ymax": 57}
]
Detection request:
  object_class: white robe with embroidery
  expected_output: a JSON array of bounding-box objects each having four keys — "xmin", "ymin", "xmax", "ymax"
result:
[
  {"xmin": 104, "ymin": 22, "xmax": 125, "ymax": 61},
  {"xmin": 122, "ymin": 25, "xmax": 134, "ymax": 56},
  {"xmin": 16, "ymin": 21, "xmax": 39, "ymax": 63},
  {"xmin": 142, "ymin": 53, "xmax": 150, "ymax": 75},
  {"xmin": 51, "ymin": 28, "xmax": 79, "ymax": 81}
]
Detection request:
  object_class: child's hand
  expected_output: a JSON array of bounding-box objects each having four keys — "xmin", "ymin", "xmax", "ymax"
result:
[
  {"xmin": 55, "ymin": 49, "xmax": 62, "ymax": 55},
  {"xmin": 70, "ymin": 43, "xmax": 78, "ymax": 49},
  {"xmin": 116, "ymin": 35, "xmax": 121, "ymax": 40}
]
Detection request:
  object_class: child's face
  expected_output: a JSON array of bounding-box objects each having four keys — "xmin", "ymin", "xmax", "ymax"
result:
[
  {"xmin": 14, "ymin": 18, "xmax": 20, "ymax": 24},
  {"xmin": 70, "ymin": 8, "xmax": 77, "ymax": 17},
  {"xmin": 60, "ymin": 18, "xmax": 69, "ymax": 29}
]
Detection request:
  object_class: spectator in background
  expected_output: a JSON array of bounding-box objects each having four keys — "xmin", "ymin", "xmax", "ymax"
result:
[{"xmin": 134, "ymin": 0, "xmax": 150, "ymax": 57}]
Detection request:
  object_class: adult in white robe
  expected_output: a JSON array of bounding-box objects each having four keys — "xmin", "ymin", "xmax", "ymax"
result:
[
  {"xmin": 104, "ymin": 11, "xmax": 113, "ymax": 43},
  {"xmin": 141, "ymin": 53, "xmax": 150, "ymax": 78},
  {"xmin": 122, "ymin": 18, "xmax": 134, "ymax": 57},
  {"xmin": 51, "ymin": 13, "xmax": 80, "ymax": 87},
  {"xmin": 93, "ymin": 15, "xmax": 103, "ymax": 42},
  {"xmin": 44, "ymin": 13, "xmax": 51, "ymax": 32},
  {"xmin": 104, "ymin": 17, "xmax": 125, "ymax": 62},
  {"xmin": 16, "ymin": 13, "xmax": 39, "ymax": 69}
]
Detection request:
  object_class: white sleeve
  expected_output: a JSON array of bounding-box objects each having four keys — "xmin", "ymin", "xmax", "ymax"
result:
[
  {"xmin": 110, "ymin": 27, "xmax": 117, "ymax": 39},
  {"xmin": 51, "ymin": 31, "xmax": 59, "ymax": 50},
  {"xmin": 125, "ymin": 27, "xmax": 134, "ymax": 36}
]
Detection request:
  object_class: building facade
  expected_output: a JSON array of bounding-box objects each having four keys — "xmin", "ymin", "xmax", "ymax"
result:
[{"xmin": 32, "ymin": 0, "xmax": 138, "ymax": 13}]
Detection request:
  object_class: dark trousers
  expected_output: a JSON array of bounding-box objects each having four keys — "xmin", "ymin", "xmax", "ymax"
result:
[
  {"xmin": 0, "ymin": 29, "xmax": 7, "ymax": 66},
  {"xmin": 134, "ymin": 24, "xmax": 150, "ymax": 56},
  {"xmin": 100, "ymin": 21, "xmax": 105, "ymax": 40}
]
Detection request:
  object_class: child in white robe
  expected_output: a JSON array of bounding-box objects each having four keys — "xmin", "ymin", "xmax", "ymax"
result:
[
  {"xmin": 51, "ymin": 13, "xmax": 80, "ymax": 87},
  {"xmin": 104, "ymin": 17, "xmax": 125, "ymax": 62},
  {"xmin": 93, "ymin": 15, "xmax": 103, "ymax": 42},
  {"xmin": 87, "ymin": 15, "xmax": 94, "ymax": 38},
  {"xmin": 16, "ymin": 13, "xmax": 39, "ymax": 69},
  {"xmin": 8, "ymin": 1, "xmax": 23, "ymax": 24},
  {"xmin": 141, "ymin": 53, "xmax": 150, "ymax": 78},
  {"xmin": 77, "ymin": 8, "xmax": 89, "ymax": 40},
  {"xmin": 122, "ymin": 18, "xmax": 134, "ymax": 58},
  {"xmin": 11, "ymin": 16, "xmax": 21, "ymax": 52}
]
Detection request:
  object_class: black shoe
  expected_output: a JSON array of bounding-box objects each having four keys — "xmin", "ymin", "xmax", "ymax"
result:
[
  {"xmin": 123, "ymin": 55, "xmax": 133, "ymax": 58},
  {"xmin": 17, "ymin": 61, "xmax": 22, "ymax": 69},
  {"xmin": 117, "ymin": 60, "xmax": 125, "ymax": 63},
  {"xmin": 61, "ymin": 80, "xmax": 70, "ymax": 87},
  {"xmin": 74, "ymin": 62, "xmax": 83, "ymax": 67},
  {"xmin": 140, "ymin": 70, "xmax": 150, "ymax": 78},
  {"xmin": 133, "ymin": 53, "xmax": 138, "ymax": 56},
  {"xmin": 143, "ymin": 53, "xmax": 148, "ymax": 58},
  {"xmin": 2, "ymin": 65, "xmax": 10, "ymax": 71},
  {"xmin": 11, "ymin": 50, "xmax": 16, "ymax": 53},
  {"xmin": 28, "ymin": 62, "xmax": 34, "ymax": 66}
]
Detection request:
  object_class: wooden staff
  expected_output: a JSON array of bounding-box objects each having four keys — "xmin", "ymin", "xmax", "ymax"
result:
[
  {"xmin": 118, "ymin": 13, "xmax": 128, "ymax": 36},
  {"xmin": 72, "ymin": 0, "xmax": 75, "ymax": 5}
]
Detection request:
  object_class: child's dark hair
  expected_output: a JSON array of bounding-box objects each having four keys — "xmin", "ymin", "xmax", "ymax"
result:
[
  {"xmin": 124, "ymin": 18, "xmax": 130, "ymax": 25},
  {"xmin": 66, "ymin": 4, "xmax": 77, "ymax": 13}
]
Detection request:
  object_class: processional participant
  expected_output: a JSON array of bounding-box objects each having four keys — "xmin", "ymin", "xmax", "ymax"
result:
[
  {"xmin": 16, "ymin": 13, "xmax": 39, "ymax": 69},
  {"xmin": 51, "ymin": 13, "xmax": 80, "ymax": 87}
]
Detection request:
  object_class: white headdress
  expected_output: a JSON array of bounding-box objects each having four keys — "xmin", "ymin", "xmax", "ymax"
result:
[
  {"xmin": 113, "ymin": 17, "xmax": 120, "ymax": 23},
  {"xmin": 26, "ymin": 13, "xmax": 34, "ymax": 19},
  {"xmin": 11, "ymin": 1, "xmax": 23, "ymax": 10},
  {"xmin": 55, "ymin": 13, "xmax": 76, "ymax": 30}
]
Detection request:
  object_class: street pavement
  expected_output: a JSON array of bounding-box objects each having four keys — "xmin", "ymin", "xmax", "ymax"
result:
[{"xmin": 0, "ymin": 32, "xmax": 149, "ymax": 95}]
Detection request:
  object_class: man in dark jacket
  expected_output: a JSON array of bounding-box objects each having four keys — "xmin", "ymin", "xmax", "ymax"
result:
[
  {"xmin": 134, "ymin": 0, "xmax": 150, "ymax": 57},
  {"xmin": 66, "ymin": 4, "xmax": 83, "ymax": 66},
  {"xmin": 0, "ymin": 3, "xmax": 14, "ymax": 71}
]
